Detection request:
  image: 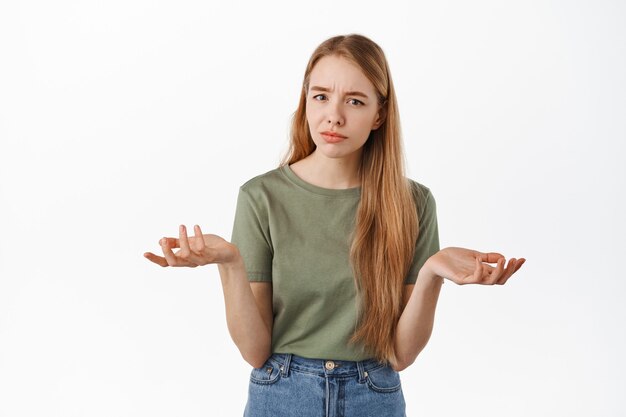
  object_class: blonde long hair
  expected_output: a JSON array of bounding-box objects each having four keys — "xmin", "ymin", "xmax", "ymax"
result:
[{"xmin": 279, "ymin": 34, "xmax": 419, "ymax": 364}]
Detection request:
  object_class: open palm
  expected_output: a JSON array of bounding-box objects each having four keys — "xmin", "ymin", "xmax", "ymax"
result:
[
  {"xmin": 430, "ymin": 247, "xmax": 525, "ymax": 285},
  {"xmin": 144, "ymin": 225, "xmax": 240, "ymax": 267}
]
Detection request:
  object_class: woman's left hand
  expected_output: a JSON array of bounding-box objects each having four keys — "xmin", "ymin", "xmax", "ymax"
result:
[{"xmin": 427, "ymin": 247, "xmax": 525, "ymax": 285}]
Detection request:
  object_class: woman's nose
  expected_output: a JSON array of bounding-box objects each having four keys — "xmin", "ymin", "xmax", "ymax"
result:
[{"xmin": 326, "ymin": 103, "xmax": 344, "ymax": 126}]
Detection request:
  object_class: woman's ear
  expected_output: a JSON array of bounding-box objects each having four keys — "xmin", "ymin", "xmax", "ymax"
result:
[{"xmin": 372, "ymin": 107, "xmax": 387, "ymax": 130}]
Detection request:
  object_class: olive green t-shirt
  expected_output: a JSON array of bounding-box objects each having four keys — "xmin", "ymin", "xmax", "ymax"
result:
[{"xmin": 230, "ymin": 164, "xmax": 440, "ymax": 361}]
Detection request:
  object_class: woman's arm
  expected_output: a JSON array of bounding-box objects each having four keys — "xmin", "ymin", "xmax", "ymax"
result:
[
  {"xmin": 392, "ymin": 247, "xmax": 525, "ymax": 371},
  {"xmin": 392, "ymin": 261, "xmax": 443, "ymax": 372},
  {"xmin": 218, "ymin": 253, "xmax": 273, "ymax": 369},
  {"xmin": 144, "ymin": 225, "xmax": 273, "ymax": 369}
]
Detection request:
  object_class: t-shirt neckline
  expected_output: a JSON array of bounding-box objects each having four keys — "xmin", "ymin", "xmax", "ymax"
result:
[{"xmin": 280, "ymin": 164, "xmax": 361, "ymax": 198}]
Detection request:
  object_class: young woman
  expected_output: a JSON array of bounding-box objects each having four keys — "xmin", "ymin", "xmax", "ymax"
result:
[{"xmin": 144, "ymin": 34, "xmax": 525, "ymax": 417}]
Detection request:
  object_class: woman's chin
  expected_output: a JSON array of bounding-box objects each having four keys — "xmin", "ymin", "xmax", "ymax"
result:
[{"xmin": 309, "ymin": 143, "xmax": 363, "ymax": 161}]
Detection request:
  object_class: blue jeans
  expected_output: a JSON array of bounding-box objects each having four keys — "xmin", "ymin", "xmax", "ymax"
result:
[{"xmin": 243, "ymin": 353, "xmax": 406, "ymax": 417}]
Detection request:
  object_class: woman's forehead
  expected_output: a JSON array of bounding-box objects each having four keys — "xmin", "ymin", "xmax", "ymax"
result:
[{"xmin": 309, "ymin": 55, "xmax": 375, "ymax": 93}]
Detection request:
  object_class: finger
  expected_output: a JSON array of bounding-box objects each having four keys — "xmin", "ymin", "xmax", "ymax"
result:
[
  {"xmin": 179, "ymin": 224, "xmax": 204, "ymax": 265},
  {"xmin": 500, "ymin": 258, "xmax": 526, "ymax": 284},
  {"xmin": 497, "ymin": 258, "xmax": 518, "ymax": 284},
  {"xmin": 161, "ymin": 237, "xmax": 180, "ymax": 248},
  {"xmin": 144, "ymin": 252, "xmax": 169, "ymax": 267},
  {"xmin": 488, "ymin": 257, "xmax": 506, "ymax": 284},
  {"xmin": 179, "ymin": 225, "xmax": 191, "ymax": 259},
  {"xmin": 470, "ymin": 256, "xmax": 483, "ymax": 284},
  {"xmin": 160, "ymin": 237, "xmax": 179, "ymax": 266},
  {"xmin": 193, "ymin": 224, "xmax": 206, "ymax": 253},
  {"xmin": 477, "ymin": 252, "xmax": 505, "ymax": 264},
  {"xmin": 477, "ymin": 256, "xmax": 497, "ymax": 283}
]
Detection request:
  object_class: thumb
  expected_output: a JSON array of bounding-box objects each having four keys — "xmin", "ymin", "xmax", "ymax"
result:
[{"xmin": 476, "ymin": 251, "xmax": 505, "ymax": 264}]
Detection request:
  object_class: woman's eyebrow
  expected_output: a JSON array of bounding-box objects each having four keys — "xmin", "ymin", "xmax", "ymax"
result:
[{"xmin": 310, "ymin": 86, "xmax": 369, "ymax": 99}]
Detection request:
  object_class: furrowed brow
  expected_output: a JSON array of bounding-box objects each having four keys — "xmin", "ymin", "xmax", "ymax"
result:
[{"xmin": 310, "ymin": 86, "xmax": 369, "ymax": 99}]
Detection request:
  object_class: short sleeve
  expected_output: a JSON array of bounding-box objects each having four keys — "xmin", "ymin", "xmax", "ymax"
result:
[
  {"xmin": 230, "ymin": 187, "xmax": 273, "ymax": 282},
  {"xmin": 404, "ymin": 187, "xmax": 440, "ymax": 284}
]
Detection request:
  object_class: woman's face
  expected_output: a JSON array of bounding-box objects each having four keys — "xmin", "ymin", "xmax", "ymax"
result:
[{"xmin": 305, "ymin": 55, "xmax": 383, "ymax": 163}]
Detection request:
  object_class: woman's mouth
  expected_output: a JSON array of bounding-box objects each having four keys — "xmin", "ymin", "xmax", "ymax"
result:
[{"xmin": 321, "ymin": 132, "xmax": 347, "ymax": 143}]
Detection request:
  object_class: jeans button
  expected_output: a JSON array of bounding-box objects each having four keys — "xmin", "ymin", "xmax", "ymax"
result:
[{"xmin": 325, "ymin": 361, "xmax": 335, "ymax": 371}]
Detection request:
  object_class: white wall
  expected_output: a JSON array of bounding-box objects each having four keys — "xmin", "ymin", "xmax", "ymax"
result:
[{"xmin": 1, "ymin": 0, "xmax": 624, "ymax": 416}]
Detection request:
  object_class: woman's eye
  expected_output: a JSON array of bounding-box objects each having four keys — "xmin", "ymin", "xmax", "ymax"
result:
[{"xmin": 312, "ymin": 95, "xmax": 363, "ymax": 106}]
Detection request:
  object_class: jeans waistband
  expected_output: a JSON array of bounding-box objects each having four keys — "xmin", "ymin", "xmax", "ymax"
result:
[{"xmin": 267, "ymin": 353, "xmax": 388, "ymax": 380}]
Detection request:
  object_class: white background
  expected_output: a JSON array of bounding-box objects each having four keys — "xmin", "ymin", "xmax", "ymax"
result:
[{"xmin": 1, "ymin": 0, "xmax": 625, "ymax": 416}]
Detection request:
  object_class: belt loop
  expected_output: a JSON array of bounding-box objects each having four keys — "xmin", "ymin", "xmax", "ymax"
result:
[
  {"xmin": 357, "ymin": 360, "xmax": 367, "ymax": 383},
  {"xmin": 280, "ymin": 353, "xmax": 293, "ymax": 378}
]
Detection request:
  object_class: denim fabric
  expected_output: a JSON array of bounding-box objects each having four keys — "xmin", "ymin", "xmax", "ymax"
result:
[{"xmin": 243, "ymin": 353, "xmax": 406, "ymax": 417}]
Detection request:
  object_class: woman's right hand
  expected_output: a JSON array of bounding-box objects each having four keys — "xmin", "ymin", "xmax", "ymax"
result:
[{"xmin": 143, "ymin": 225, "xmax": 240, "ymax": 268}]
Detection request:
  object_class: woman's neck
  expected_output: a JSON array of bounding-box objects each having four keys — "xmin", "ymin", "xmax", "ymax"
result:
[{"xmin": 290, "ymin": 150, "xmax": 362, "ymax": 189}]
